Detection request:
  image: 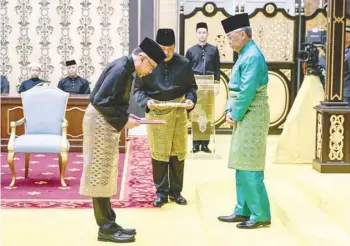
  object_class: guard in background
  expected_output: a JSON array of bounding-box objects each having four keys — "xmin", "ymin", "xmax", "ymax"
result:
[
  {"xmin": 58, "ymin": 60, "xmax": 91, "ymax": 94},
  {"xmin": 185, "ymin": 22, "xmax": 221, "ymax": 153}
]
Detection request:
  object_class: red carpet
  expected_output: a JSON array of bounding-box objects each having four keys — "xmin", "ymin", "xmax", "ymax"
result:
[{"xmin": 1, "ymin": 137, "xmax": 155, "ymax": 208}]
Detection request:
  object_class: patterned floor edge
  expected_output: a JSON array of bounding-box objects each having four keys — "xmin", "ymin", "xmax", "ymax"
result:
[{"xmin": 0, "ymin": 200, "xmax": 154, "ymax": 209}]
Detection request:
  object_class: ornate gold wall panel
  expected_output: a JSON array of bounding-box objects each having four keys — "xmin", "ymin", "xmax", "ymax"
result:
[
  {"xmin": 304, "ymin": 0, "xmax": 321, "ymax": 16},
  {"xmin": 305, "ymin": 12, "xmax": 327, "ymax": 31},
  {"xmin": 329, "ymin": 115, "xmax": 345, "ymax": 161},
  {"xmin": 316, "ymin": 113, "xmax": 323, "ymax": 159},
  {"xmin": 250, "ymin": 12, "xmax": 294, "ymax": 62}
]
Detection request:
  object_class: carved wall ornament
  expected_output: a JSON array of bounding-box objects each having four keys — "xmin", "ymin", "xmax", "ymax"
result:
[
  {"xmin": 37, "ymin": 0, "xmax": 54, "ymax": 81},
  {"xmin": 15, "ymin": 0, "xmax": 33, "ymax": 83},
  {"xmin": 78, "ymin": 0, "xmax": 94, "ymax": 81},
  {"xmin": 329, "ymin": 115, "xmax": 344, "ymax": 161},
  {"xmin": 56, "ymin": 0, "xmax": 74, "ymax": 78},
  {"xmin": 280, "ymin": 69, "xmax": 291, "ymax": 81},
  {"xmin": 97, "ymin": 0, "xmax": 114, "ymax": 69},
  {"xmin": 0, "ymin": 0, "xmax": 12, "ymax": 76},
  {"xmin": 250, "ymin": 12, "xmax": 294, "ymax": 62},
  {"xmin": 316, "ymin": 113, "xmax": 323, "ymax": 159},
  {"xmin": 117, "ymin": 0, "xmax": 129, "ymax": 56},
  {"xmin": 215, "ymin": 34, "xmax": 228, "ymax": 59}
]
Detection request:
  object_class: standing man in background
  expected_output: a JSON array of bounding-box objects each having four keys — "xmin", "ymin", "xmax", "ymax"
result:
[{"xmin": 186, "ymin": 22, "xmax": 221, "ymax": 153}]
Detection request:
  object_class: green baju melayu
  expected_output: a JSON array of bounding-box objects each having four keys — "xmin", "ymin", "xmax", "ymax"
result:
[{"xmin": 226, "ymin": 40, "xmax": 271, "ymax": 222}]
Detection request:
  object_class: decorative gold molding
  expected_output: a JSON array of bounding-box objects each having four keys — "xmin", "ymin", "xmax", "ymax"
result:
[
  {"xmin": 66, "ymin": 106, "xmax": 85, "ymax": 113},
  {"xmin": 329, "ymin": 115, "xmax": 344, "ymax": 160},
  {"xmin": 280, "ymin": 69, "xmax": 291, "ymax": 81},
  {"xmin": 265, "ymin": 3, "xmax": 275, "ymax": 14},
  {"xmin": 221, "ymin": 68, "xmax": 232, "ymax": 78},
  {"xmin": 219, "ymin": 121, "xmax": 231, "ymax": 129},
  {"xmin": 316, "ymin": 113, "xmax": 322, "ymax": 159},
  {"xmin": 331, "ymin": 94, "xmax": 341, "ymax": 100},
  {"xmin": 66, "ymin": 107, "xmax": 85, "ymax": 138},
  {"xmin": 7, "ymin": 106, "xmax": 23, "ymax": 135},
  {"xmin": 204, "ymin": 3, "xmax": 214, "ymax": 13},
  {"xmin": 268, "ymin": 71, "xmax": 289, "ymax": 127}
]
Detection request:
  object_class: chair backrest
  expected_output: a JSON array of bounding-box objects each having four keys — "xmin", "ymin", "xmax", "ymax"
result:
[{"xmin": 21, "ymin": 86, "xmax": 69, "ymax": 135}]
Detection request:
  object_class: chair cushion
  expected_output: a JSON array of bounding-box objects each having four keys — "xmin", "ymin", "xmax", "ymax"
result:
[{"xmin": 14, "ymin": 135, "xmax": 70, "ymax": 153}]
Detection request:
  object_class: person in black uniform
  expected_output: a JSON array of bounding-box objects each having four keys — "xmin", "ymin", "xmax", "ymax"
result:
[
  {"xmin": 58, "ymin": 60, "xmax": 91, "ymax": 94},
  {"xmin": 18, "ymin": 63, "xmax": 47, "ymax": 93},
  {"xmin": 1, "ymin": 74, "xmax": 9, "ymax": 93},
  {"xmin": 344, "ymin": 26, "xmax": 350, "ymax": 104},
  {"xmin": 134, "ymin": 28, "xmax": 197, "ymax": 207},
  {"xmin": 185, "ymin": 22, "xmax": 221, "ymax": 153},
  {"xmin": 79, "ymin": 37, "xmax": 166, "ymax": 244}
]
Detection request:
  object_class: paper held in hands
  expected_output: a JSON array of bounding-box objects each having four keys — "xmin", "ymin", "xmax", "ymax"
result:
[
  {"xmin": 154, "ymin": 102, "xmax": 187, "ymax": 108},
  {"xmin": 138, "ymin": 119, "xmax": 167, "ymax": 125}
]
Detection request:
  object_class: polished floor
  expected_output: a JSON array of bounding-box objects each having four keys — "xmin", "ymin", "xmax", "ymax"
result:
[{"xmin": 1, "ymin": 134, "xmax": 350, "ymax": 246}]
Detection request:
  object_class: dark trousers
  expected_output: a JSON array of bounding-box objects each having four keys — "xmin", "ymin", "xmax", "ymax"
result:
[
  {"xmin": 152, "ymin": 156, "xmax": 184, "ymax": 197},
  {"xmin": 193, "ymin": 140, "xmax": 210, "ymax": 148},
  {"xmin": 92, "ymin": 197, "xmax": 120, "ymax": 234}
]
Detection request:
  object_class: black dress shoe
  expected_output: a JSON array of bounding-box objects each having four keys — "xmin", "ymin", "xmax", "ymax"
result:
[
  {"xmin": 98, "ymin": 230, "xmax": 135, "ymax": 243},
  {"xmin": 169, "ymin": 194, "xmax": 187, "ymax": 205},
  {"xmin": 153, "ymin": 195, "xmax": 168, "ymax": 207},
  {"xmin": 218, "ymin": 214, "xmax": 250, "ymax": 223},
  {"xmin": 117, "ymin": 226, "xmax": 136, "ymax": 235},
  {"xmin": 236, "ymin": 220, "xmax": 271, "ymax": 229},
  {"xmin": 202, "ymin": 145, "xmax": 212, "ymax": 153},
  {"xmin": 192, "ymin": 146, "xmax": 200, "ymax": 153}
]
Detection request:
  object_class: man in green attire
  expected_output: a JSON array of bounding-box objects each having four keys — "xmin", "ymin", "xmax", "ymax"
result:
[{"xmin": 217, "ymin": 13, "xmax": 271, "ymax": 229}]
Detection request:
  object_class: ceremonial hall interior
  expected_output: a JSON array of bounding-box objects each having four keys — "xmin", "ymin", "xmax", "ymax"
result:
[{"xmin": 1, "ymin": 0, "xmax": 350, "ymax": 245}]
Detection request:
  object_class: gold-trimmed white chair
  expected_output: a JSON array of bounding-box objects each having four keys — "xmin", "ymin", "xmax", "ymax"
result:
[{"xmin": 7, "ymin": 86, "xmax": 70, "ymax": 187}]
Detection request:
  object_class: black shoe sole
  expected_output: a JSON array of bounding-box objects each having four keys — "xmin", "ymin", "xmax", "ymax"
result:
[
  {"xmin": 169, "ymin": 196, "xmax": 187, "ymax": 205},
  {"xmin": 121, "ymin": 230, "xmax": 137, "ymax": 236},
  {"xmin": 153, "ymin": 201, "xmax": 168, "ymax": 207},
  {"xmin": 237, "ymin": 221, "xmax": 271, "ymax": 229},
  {"xmin": 218, "ymin": 218, "xmax": 248, "ymax": 223},
  {"xmin": 98, "ymin": 237, "xmax": 136, "ymax": 243}
]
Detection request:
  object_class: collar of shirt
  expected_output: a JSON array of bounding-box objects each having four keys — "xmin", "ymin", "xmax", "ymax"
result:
[
  {"xmin": 239, "ymin": 40, "xmax": 254, "ymax": 55},
  {"xmin": 127, "ymin": 55, "xmax": 136, "ymax": 74},
  {"xmin": 197, "ymin": 43, "xmax": 208, "ymax": 49}
]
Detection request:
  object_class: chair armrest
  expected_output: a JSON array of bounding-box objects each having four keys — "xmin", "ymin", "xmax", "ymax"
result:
[
  {"xmin": 61, "ymin": 118, "xmax": 68, "ymax": 152},
  {"xmin": 8, "ymin": 118, "xmax": 25, "ymax": 151},
  {"xmin": 12, "ymin": 118, "xmax": 25, "ymax": 127}
]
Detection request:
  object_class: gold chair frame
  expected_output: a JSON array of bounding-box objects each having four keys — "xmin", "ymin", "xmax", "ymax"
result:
[{"xmin": 7, "ymin": 115, "xmax": 69, "ymax": 188}]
